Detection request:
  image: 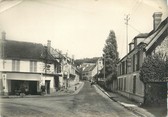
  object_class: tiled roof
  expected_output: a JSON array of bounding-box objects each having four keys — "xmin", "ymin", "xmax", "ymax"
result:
[
  {"xmin": 143, "ymin": 17, "xmax": 168, "ymax": 46},
  {"xmin": 49, "ymin": 47, "xmax": 60, "ymax": 59},
  {"xmin": 134, "ymin": 33, "xmax": 149, "ymax": 38},
  {"xmin": 83, "ymin": 64, "xmax": 96, "ymax": 72},
  {"xmin": 118, "ymin": 17, "xmax": 168, "ymax": 63},
  {"xmin": 145, "ymin": 20, "xmax": 168, "ymax": 52},
  {"xmin": 3, "ymin": 40, "xmax": 54, "ymax": 61}
]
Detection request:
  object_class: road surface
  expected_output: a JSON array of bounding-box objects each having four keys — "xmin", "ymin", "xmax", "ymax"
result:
[{"xmin": 0, "ymin": 81, "xmax": 137, "ymax": 117}]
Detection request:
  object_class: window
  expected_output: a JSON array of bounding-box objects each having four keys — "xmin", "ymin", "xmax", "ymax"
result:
[
  {"xmin": 121, "ymin": 78, "xmax": 123, "ymax": 91},
  {"xmin": 133, "ymin": 76, "xmax": 136, "ymax": 94},
  {"xmin": 118, "ymin": 79, "xmax": 121, "ymax": 90},
  {"xmin": 126, "ymin": 60, "xmax": 128, "ymax": 74},
  {"xmin": 119, "ymin": 78, "xmax": 123, "ymax": 91},
  {"xmin": 117, "ymin": 66, "xmax": 120, "ymax": 76},
  {"xmin": 136, "ymin": 51, "xmax": 140, "ymax": 71},
  {"xmin": 30, "ymin": 61, "xmax": 37, "ymax": 72},
  {"xmin": 122, "ymin": 61, "xmax": 125, "ymax": 75},
  {"xmin": 120, "ymin": 64, "xmax": 122, "ymax": 75},
  {"xmin": 12, "ymin": 60, "xmax": 20, "ymax": 71},
  {"xmin": 124, "ymin": 78, "xmax": 126, "ymax": 91},
  {"xmin": 133, "ymin": 54, "xmax": 135, "ymax": 72}
]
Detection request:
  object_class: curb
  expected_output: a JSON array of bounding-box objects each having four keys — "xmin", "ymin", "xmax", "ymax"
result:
[
  {"xmin": 0, "ymin": 82, "xmax": 84, "ymax": 99},
  {"xmin": 72, "ymin": 82, "xmax": 84, "ymax": 95},
  {"xmin": 96, "ymin": 84, "xmax": 148, "ymax": 117}
]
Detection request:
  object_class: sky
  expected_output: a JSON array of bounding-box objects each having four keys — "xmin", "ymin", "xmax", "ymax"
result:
[{"xmin": 0, "ymin": 0, "xmax": 167, "ymax": 59}]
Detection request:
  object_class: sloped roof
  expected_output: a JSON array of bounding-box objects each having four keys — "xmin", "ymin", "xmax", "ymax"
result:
[
  {"xmin": 145, "ymin": 17, "xmax": 168, "ymax": 51},
  {"xmin": 83, "ymin": 64, "xmax": 96, "ymax": 72},
  {"xmin": 134, "ymin": 33, "xmax": 149, "ymax": 39},
  {"xmin": 49, "ymin": 47, "xmax": 60, "ymax": 59},
  {"xmin": 3, "ymin": 40, "xmax": 54, "ymax": 61},
  {"xmin": 118, "ymin": 17, "xmax": 168, "ymax": 64}
]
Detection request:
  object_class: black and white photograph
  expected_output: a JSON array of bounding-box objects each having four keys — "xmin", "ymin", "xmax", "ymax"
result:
[{"xmin": 0, "ymin": 0, "xmax": 168, "ymax": 117}]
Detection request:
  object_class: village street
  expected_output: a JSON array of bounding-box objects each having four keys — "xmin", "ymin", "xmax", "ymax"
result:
[{"xmin": 0, "ymin": 81, "xmax": 137, "ymax": 117}]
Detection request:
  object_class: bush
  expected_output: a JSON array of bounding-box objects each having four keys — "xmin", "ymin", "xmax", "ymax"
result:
[
  {"xmin": 140, "ymin": 53, "xmax": 167, "ymax": 107},
  {"xmin": 140, "ymin": 54, "xmax": 167, "ymax": 83}
]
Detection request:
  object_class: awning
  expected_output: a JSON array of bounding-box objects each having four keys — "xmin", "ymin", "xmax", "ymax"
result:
[{"xmin": 6, "ymin": 73, "xmax": 41, "ymax": 81}]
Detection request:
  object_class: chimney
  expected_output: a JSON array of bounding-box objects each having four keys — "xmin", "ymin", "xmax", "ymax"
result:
[
  {"xmin": 2, "ymin": 31, "xmax": 6, "ymax": 40},
  {"xmin": 153, "ymin": 12, "xmax": 162, "ymax": 30},
  {"xmin": 47, "ymin": 40, "xmax": 51, "ymax": 48},
  {"xmin": 47, "ymin": 40, "xmax": 51, "ymax": 51},
  {"xmin": 129, "ymin": 42, "xmax": 134, "ymax": 52},
  {"xmin": 72, "ymin": 55, "xmax": 75, "ymax": 64}
]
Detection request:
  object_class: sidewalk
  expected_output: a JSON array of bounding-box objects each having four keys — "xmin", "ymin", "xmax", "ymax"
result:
[
  {"xmin": 0, "ymin": 82, "xmax": 84, "ymax": 98},
  {"xmin": 96, "ymin": 84, "xmax": 156, "ymax": 117},
  {"xmin": 51, "ymin": 81, "xmax": 84, "ymax": 96}
]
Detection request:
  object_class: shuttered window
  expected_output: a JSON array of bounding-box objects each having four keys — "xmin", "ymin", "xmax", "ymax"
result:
[
  {"xmin": 30, "ymin": 61, "xmax": 37, "ymax": 72},
  {"xmin": 12, "ymin": 60, "xmax": 20, "ymax": 71}
]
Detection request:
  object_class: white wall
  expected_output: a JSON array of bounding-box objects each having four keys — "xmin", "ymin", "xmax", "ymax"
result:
[
  {"xmin": 41, "ymin": 76, "xmax": 55, "ymax": 93},
  {"xmin": 135, "ymin": 73, "xmax": 144, "ymax": 96},
  {"xmin": 0, "ymin": 59, "xmax": 12, "ymax": 71},
  {"xmin": 37, "ymin": 62, "xmax": 54, "ymax": 74},
  {"xmin": 117, "ymin": 72, "xmax": 144, "ymax": 102},
  {"xmin": 91, "ymin": 66, "xmax": 97, "ymax": 77},
  {"xmin": 20, "ymin": 60, "xmax": 29, "ymax": 72},
  {"xmin": 0, "ymin": 59, "xmax": 55, "ymax": 74}
]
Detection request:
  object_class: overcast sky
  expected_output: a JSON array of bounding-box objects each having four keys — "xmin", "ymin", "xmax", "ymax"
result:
[{"xmin": 0, "ymin": 0, "xmax": 167, "ymax": 59}]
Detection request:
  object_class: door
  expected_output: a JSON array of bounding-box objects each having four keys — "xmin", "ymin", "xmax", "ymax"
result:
[
  {"xmin": 29, "ymin": 81, "xmax": 37, "ymax": 95},
  {"xmin": 45, "ymin": 80, "xmax": 50, "ymax": 94}
]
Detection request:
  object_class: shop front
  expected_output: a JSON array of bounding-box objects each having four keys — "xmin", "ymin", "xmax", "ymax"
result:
[{"xmin": 2, "ymin": 72, "xmax": 41, "ymax": 95}]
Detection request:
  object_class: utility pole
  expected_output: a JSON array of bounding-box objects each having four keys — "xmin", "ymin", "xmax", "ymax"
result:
[{"xmin": 124, "ymin": 14, "xmax": 130, "ymax": 54}]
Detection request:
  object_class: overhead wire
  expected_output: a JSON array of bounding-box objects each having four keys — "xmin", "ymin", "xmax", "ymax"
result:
[{"xmin": 128, "ymin": 24, "xmax": 141, "ymax": 34}]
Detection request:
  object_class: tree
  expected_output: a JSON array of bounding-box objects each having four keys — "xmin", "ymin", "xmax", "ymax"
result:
[
  {"xmin": 140, "ymin": 53, "xmax": 167, "ymax": 83},
  {"xmin": 103, "ymin": 30, "xmax": 119, "ymax": 82},
  {"xmin": 139, "ymin": 53, "xmax": 167, "ymax": 110},
  {"xmin": 75, "ymin": 57, "xmax": 99, "ymax": 66}
]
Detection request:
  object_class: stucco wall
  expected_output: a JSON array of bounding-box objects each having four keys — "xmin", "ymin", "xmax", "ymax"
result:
[
  {"xmin": 118, "ymin": 72, "xmax": 144, "ymax": 103},
  {"xmin": 0, "ymin": 59, "xmax": 55, "ymax": 74}
]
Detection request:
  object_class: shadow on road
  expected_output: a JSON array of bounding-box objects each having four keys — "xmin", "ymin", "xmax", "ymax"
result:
[{"xmin": 141, "ymin": 105, "xmax": 167, "ymax": 117}]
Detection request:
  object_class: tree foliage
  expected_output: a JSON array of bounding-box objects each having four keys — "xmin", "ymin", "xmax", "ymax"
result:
[
  {"xmin": 103, "ymin": 30, "xmax": 119, "ymax": 81},
  {"xmin": 140, "ymin": 53, "xmax": 168, "ymax": 83},
  {"xmin": 139, "ymin": 53, "xmax": 168, "ymax": 109},
  {"xmin": 75, "ymin": 57, "xmax": 99, "ymax": 66}
]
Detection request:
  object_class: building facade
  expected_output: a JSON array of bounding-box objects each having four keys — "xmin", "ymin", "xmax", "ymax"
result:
[
  {"xmin": 81, "ymin": 57, "xmax": 103, "ymax": 82},
  {"xmin": 58, "ymin": 53, "xmax": 80, "ymax": 89},
  {"xmin": 82, "ymin": 64, "xmax": 96, "ymax": 81},
  {"xmin": 117, "ymin": 12, "xmax": 168, "ymax": 103},
  {"xmin": 0, "ymin": 34, "xmax": 61, "ymax": 95}
]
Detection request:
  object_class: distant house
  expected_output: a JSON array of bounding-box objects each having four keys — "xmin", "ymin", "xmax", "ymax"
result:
[
  {"xmin": 117, "ymin": 12, "xmax": 168, "ymax": 103},
  {"xmin": 0, "ymin": 34, "xmax": 61, "ymax": 95},
  {"xmin": 96, "ymin": 57, "xmax": 103, "ymax": 73},
  {"xmin": 81, "ymin": 57, "xmax": 103, "ymax": 81},
  {"xmin": 58, "ymin": 53, "xmax": 80, "ymax": 89},
  {"xmin": 82, "ymin": 64, "xmax": 96, "ymax": 81}
]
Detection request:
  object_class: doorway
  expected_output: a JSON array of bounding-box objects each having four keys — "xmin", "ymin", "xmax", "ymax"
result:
[
  {"xmin": 45, "ymin": 80, "xmax": 50, "ymax": 94},
  {"xmin": 29, "ymin": 81, "xmax": 37, "ymax": 95}
]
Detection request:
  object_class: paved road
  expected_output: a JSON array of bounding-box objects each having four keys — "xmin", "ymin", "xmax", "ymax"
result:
[{"xmin": 0, "ymin": 81, "xmax": 137, "ymax": 117}]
